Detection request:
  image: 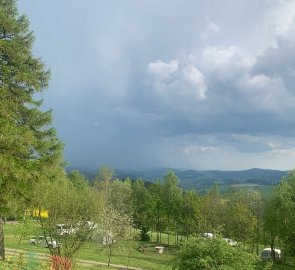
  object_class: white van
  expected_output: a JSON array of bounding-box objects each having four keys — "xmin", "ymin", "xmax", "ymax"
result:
[{"xmin": 261, "ymin": 248, "xmax": 282, "ymax": 261}]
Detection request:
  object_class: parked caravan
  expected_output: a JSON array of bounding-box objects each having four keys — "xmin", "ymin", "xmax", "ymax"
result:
[{"xmin": 261, "ymin": 248, "xmax": 282, "ymax": 261}]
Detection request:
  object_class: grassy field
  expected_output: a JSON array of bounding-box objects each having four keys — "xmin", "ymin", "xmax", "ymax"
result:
[
  {"xmin": 3, "ymin": 222, "xmax": 294, "ymax": 270},
  {"xmin": 4, "ymin": 222, "xmax": 174, "ymax": 270}
]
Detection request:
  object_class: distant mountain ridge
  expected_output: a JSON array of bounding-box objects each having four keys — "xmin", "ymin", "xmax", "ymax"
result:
[
  {"xmin": 116, "ymin": 168, "xmax": 288, "ymax": 189},
  {"xmin": 67, "ymin": 166, "xmax": 289, "ymax": 190}
]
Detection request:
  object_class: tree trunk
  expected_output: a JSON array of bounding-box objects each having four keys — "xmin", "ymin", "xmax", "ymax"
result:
[
  {"xmin": 108, "ymin": 246, "xmax": 112, "ymax": 266},
  {"xmin": 127, "ymin": 249, "xmax": 131, "ymax": 269},
  {"xmin": 175, "ymin": 221, "xmax": 178, "ymax": 246},
  {"xmin": 156, "ymin": 218, "xmax": 159, "ymax": 243},
  {"xmin": 270, "ymin": 235, "xmax": 276, "ymax": 261},
  {"xmin": 167, "ymin": 217, "xmax": 170, "ymax": 246},
  {"xmin": 0, "ymin": 217, "xmax": 5, "ymax": 260}
]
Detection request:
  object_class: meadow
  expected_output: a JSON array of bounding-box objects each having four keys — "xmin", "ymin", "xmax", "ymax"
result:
[{"xmin": 3, "ymin": 222, "xmax": 294, "ymax": 270}]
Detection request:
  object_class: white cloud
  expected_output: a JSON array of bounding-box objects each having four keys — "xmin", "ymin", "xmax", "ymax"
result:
[
  {"xmin": 268, "ymin": 0, "xmax": 295, "ymax": 38},
  {"xmin": 247, "ymin": 74, "xmax": 270, "ymax": 88},
  {"xmin": 271, "ymin": 147, "xmax": 295, "ymax": 158},
  {"xmin": 147, "ymin": 59, "xmax": 178, "ymax": 80},
  {"xmin": 267, "ymin": 141, "xmax": 281, "ymax": 149},
  {"xmin": 232, "ymin": 134, "xmax": 281, "ymax": 149},
  {"xmin": 201, "ymin": 46, "xmax": 254, "ymax": 81},
  {"xmin": 182, "ymin": 65, "xmax": 207, "ymax": 100},
  {"xmin": 163, "ymin": 133, "xmax": 295, "ymax": 170},
  {"xmin": 146, "ymin": 59, "xmax": 207, "ymax": 105},
  {"xmin": 237, "ymin": 73, "xmax": 295, "ymax": 113},
  {"xmin": 201, "ymin": 16, "xmax": 220, "ymax": 40},
  {"xmin": 179, "ymin": 145, "xmax": 218, "ymax": 154},
  {"xmin": 232, "ymin": 134, "xmax": 260, "ymax": 143},
  {"xmin": 146, "ymin": 59, "xmax": 179, "ymax": 94}
]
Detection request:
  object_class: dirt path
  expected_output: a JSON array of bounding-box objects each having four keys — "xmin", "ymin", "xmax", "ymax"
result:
[{"xmin": 5, "ymin": 248, "xmax": 147, "ymax": 270}]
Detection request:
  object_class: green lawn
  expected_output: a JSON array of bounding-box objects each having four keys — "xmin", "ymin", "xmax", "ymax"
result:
[
  {"xmin": 3, "ymin": 222, "xmax": 294, "ymax": 270},
  {"xmin": 4, "ymin": 222, "xmax": 174, "ymax": 270}
]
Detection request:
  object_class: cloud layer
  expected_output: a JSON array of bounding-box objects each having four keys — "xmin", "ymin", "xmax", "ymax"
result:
[{"xmin": 18, "ymin": 0, "xmax": 295, "ymax": 170}]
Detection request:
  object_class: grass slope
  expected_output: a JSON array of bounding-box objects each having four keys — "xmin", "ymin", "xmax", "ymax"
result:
[{"xmin": 3, "ymin": 222, "xmax": 294, "ymax": 270}]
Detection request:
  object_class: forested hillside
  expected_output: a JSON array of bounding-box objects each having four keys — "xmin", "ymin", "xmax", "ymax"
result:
[{"xmin": 69, "ymin": 167, "xmax": 288, "ymax": 190}]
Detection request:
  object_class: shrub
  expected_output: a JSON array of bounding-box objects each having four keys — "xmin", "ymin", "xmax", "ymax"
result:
[
  {"xmin": 51, "ymin": 255, "xmax": 73, "ymax": 270},
  {"xmin": 139, "ymin": 226, "xmax": 150, "ymax": 242},
  {"xmin": 173, "ymin": 236, "xmax": 258, "ymax": 270}
]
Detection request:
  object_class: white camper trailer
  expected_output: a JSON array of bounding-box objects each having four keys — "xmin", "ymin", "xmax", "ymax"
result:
[{"xmin": 261, "ymin": 248, "xmax": 282, "ymax": 261}]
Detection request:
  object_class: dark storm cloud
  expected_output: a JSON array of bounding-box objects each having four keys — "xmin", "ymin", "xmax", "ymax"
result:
[{"xmin": 18, "ymin": 0, "xmax": 295, "ymax": 170}]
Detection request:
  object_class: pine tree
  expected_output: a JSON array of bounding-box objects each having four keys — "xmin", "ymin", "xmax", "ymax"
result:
[{"xmin": 0, "ymin": 0, "xmax": 63, "ymax": 259}]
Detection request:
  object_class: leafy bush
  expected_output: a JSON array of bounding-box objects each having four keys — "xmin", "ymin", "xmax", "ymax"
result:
[{"xmin": 173, "ymin": 236, "xmax": 258, "ymax": 270}]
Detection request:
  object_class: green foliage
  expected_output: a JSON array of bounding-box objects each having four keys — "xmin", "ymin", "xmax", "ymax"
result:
[
  {"xmin": 95, "ymin": 166, "xmax": 114, "ymax": 184},
  {"xmin": 200, "ymin": 185, "xmax": 224, "ymax": 233},
  {"xmin": 68, "ymin": 170, "xmax": 89, "ymax": 190},
  {"xmin": 131, "ymin": 179, "xmax": 151, "ymax": 229},
  {"xmin": 264, "ymin": 170, "xmax": 295, "ymax": 258},
  {"xmin": 0, "ymin": 0, "xmax": 63, "ymax": 215},
  {"xmin": 148, "ymin": 180, "xmax": 166, "ymax": 242},
  {"xmin": 263, "ymin": 192, "xmax": 282, "ymax": 255},
  {"xmin": 173, "ymin": 236, "xmax": 258, "ymax": 270},
  {"xmin": 0, "ymin": 253, "xmax": 50, "ymax": 270},
  {"xmin": 262, "ymin": 261, "xmax": 273, "ymax": 270},
  {"xmin": 222, "ymin": 190, "xmax": 258, "ymax": 244},
  {"xmin": 35, "ymin": 176, "xmax": 99, "ymax": 259},
  {"xmin": 0, "ymin": 0, "xmax": 64, "ymax": 260},
  {"xmin": 178, "ymin": 190, "xmax": 201, "ymax": 237},
  {"xmin": 109, "ymin": 178, "xmax": 133, "ymax": 215}
]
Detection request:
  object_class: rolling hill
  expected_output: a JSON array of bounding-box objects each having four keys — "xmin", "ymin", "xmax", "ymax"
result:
[{"xmin": 67, "ymin": 166, "xmax": 289, "ymax": 190}]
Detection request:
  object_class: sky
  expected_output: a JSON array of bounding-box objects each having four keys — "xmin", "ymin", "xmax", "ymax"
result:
[{"xmin": 18, "ymin": 0, "xmax": 295, "ymax": 171}]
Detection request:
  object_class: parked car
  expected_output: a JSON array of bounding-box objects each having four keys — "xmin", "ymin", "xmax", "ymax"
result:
[
  {"xmin": 29, "ymin": 236, "xmax": 59, "ymax": 248},
  {"xmin": 29, "ymin": 236, "xmax": 46, "ymax": 245},
  {"xmin": 261, "ymin": 248, "xmax": 282, "ymax": 261}
]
